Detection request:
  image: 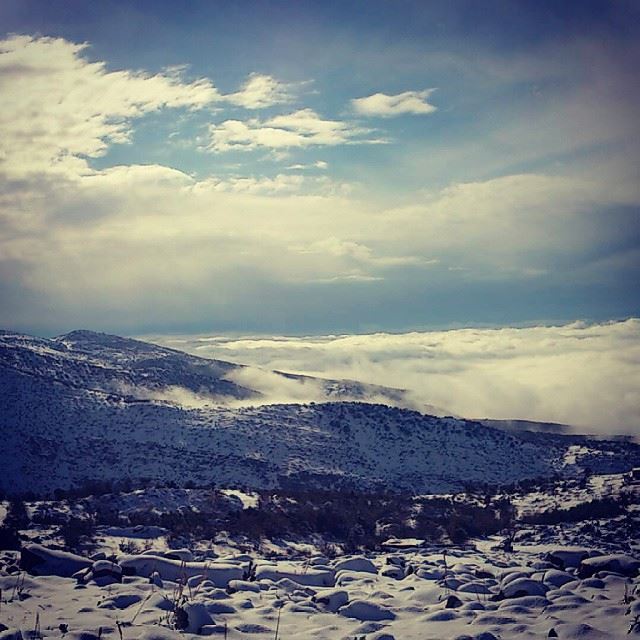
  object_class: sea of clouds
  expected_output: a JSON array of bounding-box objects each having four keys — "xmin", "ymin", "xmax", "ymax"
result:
[{"xmin": 146, "ymin": 319, "xmax": 640, "ymax": 435}]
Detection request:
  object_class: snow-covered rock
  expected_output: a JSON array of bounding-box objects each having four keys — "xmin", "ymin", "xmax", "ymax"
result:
[
  {"xmin": 578, "ymin": 554, "xmax": 640, "ymax": 578},
  {"xmin": 20, "ymin": 544, "xmax": 92, "ymax": 577},
  {"xmin": 227, "ymin": 579, "xmax": 261, "ymax": 593},
  {"xmin": 254, "ymin": 562, "xmax": 335, "ymax": 587},
  {"xmin": 546, "ymin": 548, "xmax": 591, "ymax": 570},
  {"xmin": 118, "ymin": 554, "xmax": 244, "ymax": 586},
  {"xmin": 502, "ymin": 577, "xmax": 548, "ymax": 599},
  {"xmin": 312, "ymin": 588, "xmax": 349, "ymax": 612},
  {"xmin": 338, "ymin": 600, "xmax": 396, "ymax": 621},
  {"xmin": 542, "ymin": 569, "xmax": 576, "ymax": 589},
  {"xmin": 333, "ymin": 556, "xmax": 377, "ymax": 574}
]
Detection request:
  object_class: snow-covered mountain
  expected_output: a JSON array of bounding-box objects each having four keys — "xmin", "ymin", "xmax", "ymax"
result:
[
  {"xmin": 0, "ymin": 329, "xmax": 415, "ymax": 407},
  {"xmin": 1, "ymin": 330, "xmax": 639, "ymax": 496}
]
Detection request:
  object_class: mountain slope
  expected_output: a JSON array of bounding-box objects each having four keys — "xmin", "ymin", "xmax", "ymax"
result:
[
  {"xmin": 0, "ymin": 329, "xmax": 418, "ymax": 408},
  {"xmin": 1, "ymin": 330, "xmax": 639, "ymax": 496}
]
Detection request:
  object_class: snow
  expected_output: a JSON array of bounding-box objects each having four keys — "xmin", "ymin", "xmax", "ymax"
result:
[
  {"xmin": 19, "ymin": 544, "xmax": 92, "ymax": 577},
  {"xmin": 1, "ymin": 329, "xmax": 639, "ymax": 638},
  {"xmin": 3, "ymin": 534, "xmax": 638, "ymax": 639},
  {"xmin": 219, "ymin": 489, "xmax": 259, "ymax": 509},
  {"xmin": 117, "ymin": 555, "xmax": 245, "ymax": 586},
  {"xmin": 8, "ymin": 536, "xmax": 638, "ymax": 640}
]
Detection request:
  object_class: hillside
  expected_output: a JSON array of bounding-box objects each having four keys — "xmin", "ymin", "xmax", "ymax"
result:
[
  {"xmin": 1, "ymin": 330, "xmax": 639, "ymax": 496},
  {"xmin": 0, "ymin": 329, "xmax": 416, "ymax": 407}
]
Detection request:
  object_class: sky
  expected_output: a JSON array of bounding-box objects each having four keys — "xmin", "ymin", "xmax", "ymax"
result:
[{"xmin": 0, "ymin": 0, "xmax": 639, "ymax": 336}]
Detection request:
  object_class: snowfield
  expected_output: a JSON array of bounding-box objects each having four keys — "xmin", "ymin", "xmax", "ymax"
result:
[{"xmin": 1, "ymin": 535, "xmax": 639, "ymax": 639}]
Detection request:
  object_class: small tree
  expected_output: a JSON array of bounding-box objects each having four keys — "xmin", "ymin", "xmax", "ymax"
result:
[
  {"xmin": 0, "ymin": 498, "xmax": 29, "ymax": 550},
  {"xmin": 5, "ymin": 498, "xmax": 30, "ymax": 529},
  {"xmin": 60, "ymin": 516, "xmax": 95, "ymax": 551}
]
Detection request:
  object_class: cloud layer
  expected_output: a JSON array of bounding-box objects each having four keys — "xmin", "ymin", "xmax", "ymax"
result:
[{"xmin": 148, "ymin": 319, "xmax": 640, "ymax": 435}]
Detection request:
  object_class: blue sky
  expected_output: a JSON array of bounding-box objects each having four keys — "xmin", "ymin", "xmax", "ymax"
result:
[{"xmin": 0, "ymin": 0, "xmax": 639, "ymax": 335}]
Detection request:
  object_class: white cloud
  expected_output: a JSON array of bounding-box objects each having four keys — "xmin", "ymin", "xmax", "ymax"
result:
[
  {"xmin": 224, "ymin": 367, "xmax": 327, "ymax": 405},
  {"xmin": 149, "ymin": 319, "xmax": 640, "ymax": 434},
  {"xmin": 0, "ymin": 35, "xmax": 220, "ymax": 178},
  {"xmin": 224, "ymin": 72, "xmax": 295, "ymax": 109},
  {"xmin": 1, "ymin": 162, "xmax": 637, "ymax": 333},
  {"xmin": 294, "ymin": 237, "xmax": 434, "ymax": 269},
  {"xmin": 196, "ymin": 173, "xmax": 350, "ymax": 195},
  {"xmin": 287, "ymin": 161, "xmax": 328, "ymax": 170},
  {"xmin": 207, "ymin": 108, "xmax": 382, "ymax": 152},
  {"xmin": 352, "ymin": 89, "xmax": 437, "ymax": 117},
  {"xmin": 377, "ymin": 172, "xmax": 640, "ymax": 274}
]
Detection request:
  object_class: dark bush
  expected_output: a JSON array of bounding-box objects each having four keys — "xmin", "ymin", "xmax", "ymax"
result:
[
  {"xmin": 521, "ymin": 496, "xmax": 627, "ymax": 525},
  {"xmin": 59, "ymin": 516, "xmax": 95, "ymax": 551},
  {"xmin": 0, "ymin": 524, "xmax": 21, "ymax": 550}
]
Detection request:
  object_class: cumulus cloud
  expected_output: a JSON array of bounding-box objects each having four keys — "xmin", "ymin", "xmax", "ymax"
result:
[
  {"xmin": 352, "ymin": 89, "xmax": 437, "ymax": 117},
  {"xmin": 207, "ymin": 108, "xmax": 382, "ymax": 152},
  {"xmin": 150, "ymin": 320, "xmax": 640, "ymax": 435},
  {"xmin": 0, "ymin": 35, "xmax": 220, "ymax": 178},
  {"xmin": 224, "ymin": 72, "xmax": 295, "ymax": 109}
]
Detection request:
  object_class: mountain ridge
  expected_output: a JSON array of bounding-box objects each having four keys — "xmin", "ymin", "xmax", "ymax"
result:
[{"xmin": 1, "ymin": 329, "xmax": 639, "ymax": 497}]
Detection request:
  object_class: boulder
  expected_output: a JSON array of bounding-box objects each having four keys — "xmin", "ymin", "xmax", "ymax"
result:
[
  {"xmin": 227, "ymin": 579, "xmax": 261, "ymax": 593},
  {"xmin": 578, "ymin": 554, "xmax": 640, "ymax": 579},
  {"xmin": 254, "ymin": 563, "xmax": 334, "ymax": 587},
  {"xmin": 118, "ymin": 555, "xmax": 243, "ymax": 587},
  {"xmin": 502, "ymin": 578, "xmax": 548, "ymax": 599},
  {"xmin": 164, "ymin": 548, "xmax": 193, "ymax": 562},
  {"xmin": 546, "ymin": 548, "xmax": 590, "ymax": 570},
  {"xmin": 333, "ymin": 556, "xmax": 377, "ymax": 574},
  {"xmin": 20, "ymin": 544, "xmax": 91, "ymax": 577},
  {"xmin": 380, "ymin": 566, "xmax": 404, "ymax": 580},
  {"xmin": 444, "ymin": 594, "xmax": 463, "ymax": 608},
  {"xmin": 339, "ymin": 600, "xmax": 396, "ymax": 621},
  {"xmin": 543, "ymin": 569, "xmax": 576, "ymax": 589},
  {"xmin": 312, "ymin": 588, "xmax": 349, "ymax": 612},
  {"xmin": 91, "ymin": 560, "xmax": 123, "ymax": 585}
]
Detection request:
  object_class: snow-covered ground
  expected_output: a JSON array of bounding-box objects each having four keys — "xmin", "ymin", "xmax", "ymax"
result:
[
  {"xmin": 513, "ymin": 473, "xmax": 633, "ymax": 518},
  {"xmin": 2, "ymin": 534, "xmax": 639, "ymax": 640},
  {"xmin": 1, "ymin": 472, "xmax": 637, "ymax": 639}
]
